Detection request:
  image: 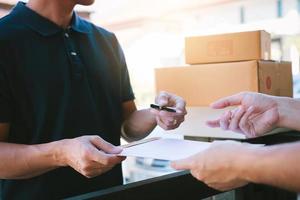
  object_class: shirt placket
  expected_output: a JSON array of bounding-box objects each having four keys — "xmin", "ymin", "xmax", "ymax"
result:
[{"xmin": 63, "ymin": 27, "xmax": 84, "ymax": 80}]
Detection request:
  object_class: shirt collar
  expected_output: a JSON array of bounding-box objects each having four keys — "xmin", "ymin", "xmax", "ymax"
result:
[{"xmin": 11, "ymin": 2, "xmax": 92, "ymax": 36}]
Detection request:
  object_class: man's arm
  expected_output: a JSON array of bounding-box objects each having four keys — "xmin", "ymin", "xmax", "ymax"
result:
[
  {"xmin": 0, "ymin": 138, "xmax": 61, "ymax": 179},
  {"xmin": 277, "ymin": 96, "xmax": 300, "ymax": 131},
  {"xmin": 0, "ymin": 123, "xmax": 124, "ymax": 179},
  {"xmin": 121, "ymin": 101, "xmax": 157, "ymax": 141},
  {"xmin": 242, "ymin": 141, "xmax": 300, "ymax": 192}
]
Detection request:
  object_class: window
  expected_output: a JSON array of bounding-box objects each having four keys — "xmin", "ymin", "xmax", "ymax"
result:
[
  {"xmin": 240, "ymin": 6, "xmax": 245, "ymax": 24},
  {"xmin": 277, "ymin": 0, "xmax": 282, "ymax": 18}
]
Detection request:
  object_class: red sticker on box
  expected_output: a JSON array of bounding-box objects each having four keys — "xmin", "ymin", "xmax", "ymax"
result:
[{"xmin": 266, "ymin": 76, "xmax": 272, "ymax": 90}]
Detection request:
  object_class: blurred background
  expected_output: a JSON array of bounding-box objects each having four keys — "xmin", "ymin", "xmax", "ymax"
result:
[{"xmin": 1, "ymin": 0, "xmax": 300, "ymax": 185}]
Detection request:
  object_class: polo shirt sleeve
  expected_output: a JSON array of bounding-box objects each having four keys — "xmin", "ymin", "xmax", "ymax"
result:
[
  {"xmin": 0, "ymin": 62, "xmax": 13, "ymax": 122},
  {"xmin": 111, "ymin": 34, "xmax": 135, "ymax": 102}
]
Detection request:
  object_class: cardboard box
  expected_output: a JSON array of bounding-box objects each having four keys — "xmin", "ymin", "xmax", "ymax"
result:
[
  {"xmin": 185, "ymin": 30, "xmax": 271, "ymax": 64},
  {"xmin": 155, "ymin": 60, "xmax": 293, "ymax": 106}
]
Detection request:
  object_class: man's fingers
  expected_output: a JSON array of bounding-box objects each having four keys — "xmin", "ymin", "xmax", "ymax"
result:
[
  {"xmin": 87, "ymin": 148, "xmax": 108, "ymax": 165},
  {"xmin": 174, "ymin": 96, "xmax": 186, "ymax": 113},
  {"xmin": 239, "ymin": 106, "xmax": 255, "ymax": 136},
  {"xmin": 156, "ymin": 92, "xmax": 187, "ymax": 114},
  {"xmin": 171, "ymin": 157, "xmax": 194, "ymax": 170},
  {"xmin": 156, "ymin": 91, "xmax": 169, "ymax": 106},
  {"xmin": 105, "ymin": 155, "xmax": 126, "ymax": 165},
  {"xmin": 92, "ymin": 151, "xmax": 125, "ymax": 166},
  {"xmin": 229, "ymin": 107, "xmax": 246, "ymax": 131},
  {"xmin": 156, "ymin": 116, "xmax": 169, "ymax": 130},
  {"xmin": 206, "ymin": 119, "xmax": 220, "ymax": 128},
  {"xmin": 206, "ymin": 111, "xmax": 230, "ymax": 129},
  {"xmin": 153, "ymin": 92, "xmax": 187, "ymax": 130},
  {"xmin": 156, "ymin": 112, "xmax": 185, "ymax": 130},
  {"xmin": 210, "ymin": 93, "xmax": 243, "ymax": 109},
  {"xmin": 220, "ymin": 111, "xmax": 231, "ymax": 130},
  {"xmin": 90, "ymin": 136, "xmax": 122, "ymax": 154}
]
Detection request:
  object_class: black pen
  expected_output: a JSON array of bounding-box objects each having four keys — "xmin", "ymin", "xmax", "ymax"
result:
[{"xmin": 150, "ymin": 104, "xmax": 176, "ymax": 113}]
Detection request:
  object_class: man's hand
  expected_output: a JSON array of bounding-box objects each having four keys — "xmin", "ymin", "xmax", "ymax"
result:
[
  {"xmin": 171, "ymin": 141, "xmax": 254, "ymax": 191},
  {"xmin": 58, "ymin": 135, "xmax": 125, "ymax": 178},
  {"xmin": 151, "ymin": 91, "xmax": 187, "ymax": 130},
  {"xmin": 206, "ymin": 92, "xmax": 280, "ymax": 138}
]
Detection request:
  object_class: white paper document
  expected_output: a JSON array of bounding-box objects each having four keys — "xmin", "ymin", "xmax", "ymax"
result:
[{"xmin": 119, "ymin": 138, "xmax": 211, "ymax": 161}]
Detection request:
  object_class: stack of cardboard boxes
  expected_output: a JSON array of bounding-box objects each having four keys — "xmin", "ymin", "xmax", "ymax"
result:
[{"xmin": 155, "ymin": 30, "xmax": 293, "ymax": 139}]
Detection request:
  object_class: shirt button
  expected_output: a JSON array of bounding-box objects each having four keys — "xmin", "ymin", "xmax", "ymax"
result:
[
  {"xmin": 64, "ymin": 33, "xmax": 69, "ymax": 38},
  {"xmin": 70, "ymin": 52, "xmax": 77, "ymax": 56}
]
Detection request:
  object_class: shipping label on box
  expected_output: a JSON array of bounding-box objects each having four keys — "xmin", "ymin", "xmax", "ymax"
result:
[
  {"xmin": 185, "ymin": 30, "xmax": 271, "ymax": 64},
  {"xmin": 155, "ymin": 60, "xmax": 293, "ymax": 106}
]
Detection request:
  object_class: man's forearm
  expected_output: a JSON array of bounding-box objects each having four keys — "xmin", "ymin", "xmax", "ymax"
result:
[
  {"xmin": 237, "ymin": 142, "xmax": 300, "ymax": 192},
  {"xmin": 277, "ymin": 97, "xmax": 300, "ymax": 131},
  {"xmin": 122, "ymin": 109, "xmax": 157, "ymax": 141},
  {"xmin": 0, "ymin": 141, "xmax": 64, "ymax": 179}
]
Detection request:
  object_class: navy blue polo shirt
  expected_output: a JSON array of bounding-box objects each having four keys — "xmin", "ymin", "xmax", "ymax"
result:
[{"xmin": 0, "ymin": 2, "xmax": 134, "ymax": 199}]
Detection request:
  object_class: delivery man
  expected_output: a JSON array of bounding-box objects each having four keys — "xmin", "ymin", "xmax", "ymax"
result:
[{"xmin": 0, "ymin": 0, "xmax": 187, "ymax": 199}]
